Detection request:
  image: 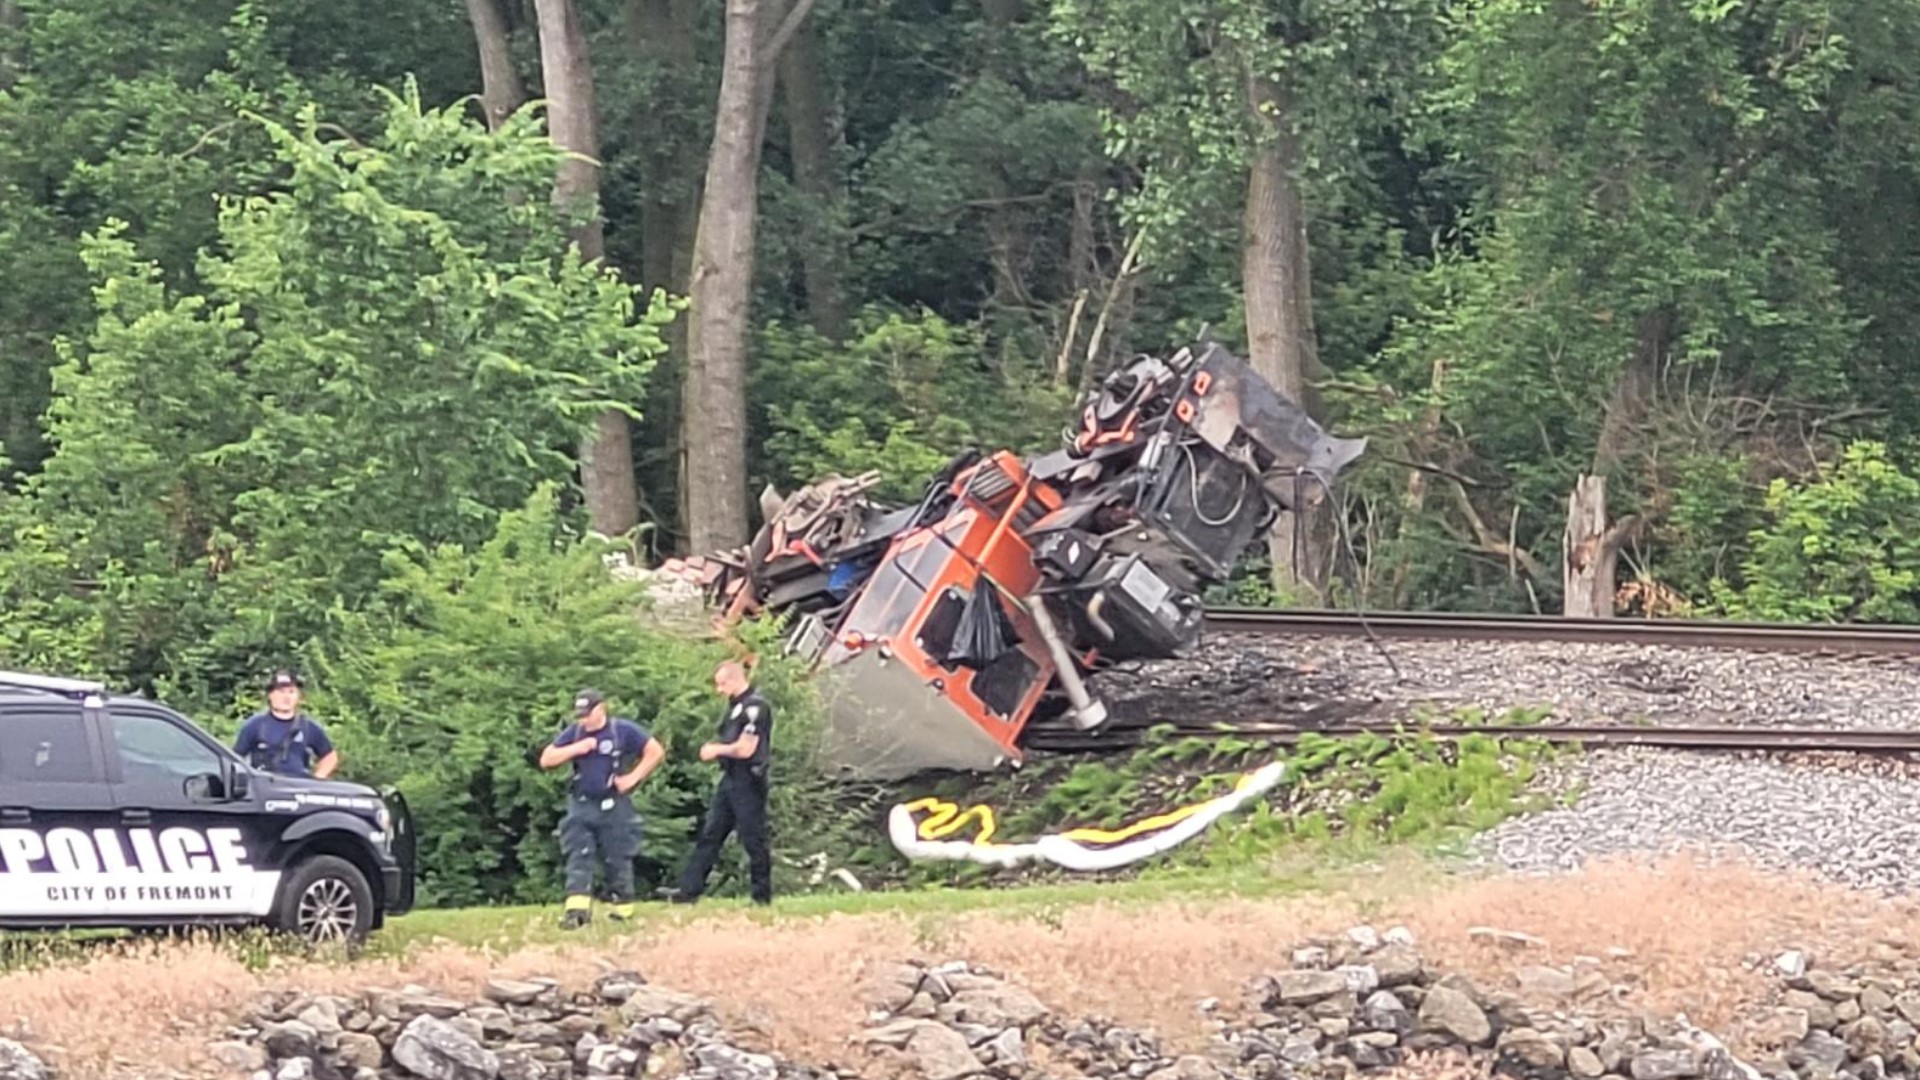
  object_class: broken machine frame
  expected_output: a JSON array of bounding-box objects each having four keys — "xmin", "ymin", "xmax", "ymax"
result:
[{"xmin": 650, "ymin": 341, "xmax": 1367, "ymax": 781}]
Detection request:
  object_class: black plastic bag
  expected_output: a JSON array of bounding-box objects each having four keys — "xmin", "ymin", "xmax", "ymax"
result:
[{"xmin": 948, "ymin": 583, "xmax": 1020, "ymax": 669}]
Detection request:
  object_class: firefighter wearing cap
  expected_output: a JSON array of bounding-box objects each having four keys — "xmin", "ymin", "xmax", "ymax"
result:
[
  {"xmin": 537, "ymin": 689, "xmax": 665, "ymax": 927},
  {"xmin": 233, "ymin": 670, "xmax": 339, "ymax": 779}
]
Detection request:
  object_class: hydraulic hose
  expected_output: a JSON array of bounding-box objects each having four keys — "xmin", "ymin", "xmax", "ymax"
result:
[{"xmin": 888, "ymin": 760, "xmax": 1288, "ymax": 872}]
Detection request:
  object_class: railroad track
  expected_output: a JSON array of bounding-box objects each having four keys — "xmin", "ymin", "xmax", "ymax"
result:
[
  {"xmin": 1016, "ymin": 607, "xmax": 1920, "ymax": 756},
  {"xmin": 1200, "ymin": 607, "xmax": 1920, "ymax": 656},
  {"xmin": 1022, "ymin": 720, "xmax": 1920, "ymax": 755}
]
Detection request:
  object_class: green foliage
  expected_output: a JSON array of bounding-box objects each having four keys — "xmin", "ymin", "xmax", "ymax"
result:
[
  {"xmin": 751, "ymin": 307, "xmax": 1074, "ymax": 502},
  {"xmin": 1710, "ymin": 441, "xmax": 1920, "ymax": 623},
  {"xmin": 1186, "ymin": 730, "xmax": 1555, "ymax": 869},
  {"xmin": 0, "ymin": 0, "xmax": 476, "ymax": 475},
  {"xmin": 313, "ymin": 486, "xmax": 827, "ymax": 908},
  {"xmin": 1050, "ymin": 0, "xmax": 1442, "ymax": 259},
  {"xmin": 1006, "ymin": 757, "xmax": 1147, "ymax": 835},
  {"xmin": 898, "ymin": 720, "xmax": 1552, "ymax": 892},
  {"xmin": 9, "ymin": 0, "xmax": 1920, "ymax": 917},
  {"xmin": 1326, "ymin": 0, "xmax": 1920, "ymax": 611},
  {"xmin": 1, "ymin": 84, "xmax": 674, "ymax": 717},
  {"xmin": 1650, "ymin": 451, "xmax": 1770, "ymax": 599}
]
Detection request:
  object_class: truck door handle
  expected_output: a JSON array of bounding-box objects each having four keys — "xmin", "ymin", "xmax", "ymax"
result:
[
  {"xmin": 120, "ymin": 809, "xmax": 150, "ymax": 825},
  {"xmin": 0, "ymin": 807, "xmax": 28, "ymax": 825}
]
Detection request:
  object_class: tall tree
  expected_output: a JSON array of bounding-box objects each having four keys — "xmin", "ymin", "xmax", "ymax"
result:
[
  {"xmin": 535, "ymin": 0, "xmax": 643, "ymax": 540},
  {"xmin": 1242, "ymin": 74, "xmax": 1329, "ymax": 594},
  {"xmin": 13, "ymin": 91, "xmax": 671, "ymax": 702},
  {"xmin": 681, "ymin": 0, "xmax": 819, "ymax": 553},
  {"xmin": 1391, "ymin": 0, "xmax": 1873, "ymax": 616},
  {"xmin": 622, "ymin": 0, "xmax": 703, "ymax": 301},
  {"xmin": 464, "ymin": 0, "xmax": 528, "ymax": 131},
  {"xmin": 0, "ymin": 0, "xmax": 21, "ymax": 92},
  {"xmin": 777, "ymin": 20, "xmax": 848, "ymax": 340},
  {"xmin": 1052, "ymin": 0, "xmax": 1438, "ymax": 601}
]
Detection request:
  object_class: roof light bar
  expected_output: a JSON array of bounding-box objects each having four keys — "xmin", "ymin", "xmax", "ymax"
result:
[{"xmin": 0, "ymin": 671, "xmax": 109, "ymax": 699}]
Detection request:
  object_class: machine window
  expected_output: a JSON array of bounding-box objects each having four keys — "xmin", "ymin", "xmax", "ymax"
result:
[
  {"xmin": 0, "ymin": 710, "xmax": 99, "ymax": 783},
  {"xmin": 847, "ymin": 561, "xmax": 927, "ymax": 640},
  {"xmin": 111, "ymin": 711, "xmax": 222, "ymax": 785},
  {"xmin": 915, "ymin": 587, "xmax": 969, "ymax": 669},
  {"xmin": 972, "ymin": 647, "xmax": 1039, "ymax": 718}
]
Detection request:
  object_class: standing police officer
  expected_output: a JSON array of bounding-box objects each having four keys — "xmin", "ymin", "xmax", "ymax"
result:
[
  {"xmin": 538, "ymin": 688, "xmax": 665, "ymax": 928},
  {"xmin": 665, "ymin": 660, "xmax": 774, "ymax": 906},
  {"xmin": 233, "ymin": 670, "xmax": 340, "ymax": 779}
]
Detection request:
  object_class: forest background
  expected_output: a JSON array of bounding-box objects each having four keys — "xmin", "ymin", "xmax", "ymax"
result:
[{"xmin": 2, "ymin": 0, "xmax": 1917, "ymax": 905}]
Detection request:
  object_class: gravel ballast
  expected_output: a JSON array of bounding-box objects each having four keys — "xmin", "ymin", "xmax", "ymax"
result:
[
  {"xmin": 1469, "ymin": 747, "xmax": 1920, "ymax": 895},
  {"xmin": 1093, "ymin": 632, "xmax": 1920, "ymax": 731},
  {"xmin": 1081, "ymin": 629, "xmax": 1920, "ymax": 896}
]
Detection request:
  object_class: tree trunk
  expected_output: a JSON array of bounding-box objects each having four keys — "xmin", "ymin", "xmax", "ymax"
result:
[
  {"xmin": 1562, "ymin": 474, "xmax": 1616, "ymax": 618},
  {"xmin": 1046, "ymin": 175, "xmax": 1098, "ymax": 385},
  {"xmin": 1068, "ymin": 176, "xmax": 1097, "ymax": 296},
  {"xmin": 1242, "ymin": 75, "xmax": 1331, "ymax": 603},
  {"xmin": 671, "ymin": 174, "xmax": 700, "ymax": 551},
  {"xmin": 625, "ymin": 0, "xmax": 696, "ymax": 296},
  {"xmin": 976, "ymin": 0, "xmax": 1034, "ymax": 320},
  {"xmin": 683, "ymin": 0, "xmax": 780, "ymax": 553},
  {"xmin": 1558, "ymin": 311, "xmax": 1666, "ymax": 616},
  {"xmin": 621, "ymin": 0, "xmax": 701, "ymax": 552},
  {"xmin": 779, "ymin": 21, "xmax": 848, "ymax": 340},
  {"xmin": 0, "ymin": 0, "xmax": 23, "ymax": 93},
  {"xmin": 534, "ymin": 0, "xmax": 642, "ymax": 541},
  {"xmin": 981, "ymin": 0, "xmax": 1020, "ymax": 24},
  {"xmin": 463, "ymin": 0, "xmax": 527, "ymax": 130}
]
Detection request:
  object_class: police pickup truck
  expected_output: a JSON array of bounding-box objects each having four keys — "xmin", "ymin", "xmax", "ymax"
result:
[{"xmin": 0, "ymin": 670, "xmax": 415, "ymax": 944}]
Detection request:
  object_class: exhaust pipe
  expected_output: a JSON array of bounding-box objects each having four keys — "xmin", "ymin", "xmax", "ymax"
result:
[{"xmin": 1029, "ymin": 597, "xmax": 1109, "ymax": 731}]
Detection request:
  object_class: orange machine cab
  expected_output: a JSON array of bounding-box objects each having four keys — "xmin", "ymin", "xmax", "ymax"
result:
[{"xmin": 820, "ymin": 451, "xmax": 1067, "ymax": 759}]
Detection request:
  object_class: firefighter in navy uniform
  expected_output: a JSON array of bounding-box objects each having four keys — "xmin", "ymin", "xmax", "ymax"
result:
[
  {"xmin": 538, "ymin": 689, "xmax": 665, "ymax": 928},
  {"xmin": 664, "ymin": 660, "xmax": 774, "ymax": 906},
  {"xmin": 233, "ymin": 670, "xmax": 340, "ymax": 779}
]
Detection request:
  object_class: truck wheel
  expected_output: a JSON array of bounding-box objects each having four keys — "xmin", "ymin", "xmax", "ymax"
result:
[{"xmin": 273, "ymin": 855, "xmax": 374, "ymax": 945}]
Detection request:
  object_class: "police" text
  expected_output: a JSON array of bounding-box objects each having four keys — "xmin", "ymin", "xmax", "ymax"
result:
[{"xmin": 0, "ymin": 827, "xmax": 255, "ymax": 876}]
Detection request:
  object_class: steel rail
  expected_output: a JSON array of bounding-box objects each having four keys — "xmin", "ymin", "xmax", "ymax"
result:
[
  {"xmin": 1200, "ymin": 607, "xmax": 1920, "ymax": 656},
  {"xmin": 1021, "ymin": 721, "xmax": 1920, "ymax": 755}
]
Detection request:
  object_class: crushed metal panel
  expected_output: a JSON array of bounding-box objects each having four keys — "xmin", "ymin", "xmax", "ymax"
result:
[
  {"xmin": 813, "ymin": 648, "xmax": 1020, "ymax": 781},
  {"xmin": 1186, "ymin": 343, "xmax": 1367, "ymax": 509}
]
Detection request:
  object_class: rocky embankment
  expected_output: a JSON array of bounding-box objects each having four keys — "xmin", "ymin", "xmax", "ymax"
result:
[{"xmin": 11, "ymin": 926, "xmax": 1920, "ymax": 1080}]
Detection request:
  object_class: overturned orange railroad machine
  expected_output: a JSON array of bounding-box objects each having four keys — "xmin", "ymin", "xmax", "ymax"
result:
[{"xmin": 651, "ymin": 341, "xmax": 1368, "ymax": 781}]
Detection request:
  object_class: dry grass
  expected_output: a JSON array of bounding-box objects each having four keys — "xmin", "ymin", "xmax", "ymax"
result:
[{"xmin": 7, "ymin": 852, "xmax": 1917, "ymax": 1079}]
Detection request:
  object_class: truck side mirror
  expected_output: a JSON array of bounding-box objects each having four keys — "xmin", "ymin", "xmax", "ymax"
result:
[{"xmin": 184, "ymin": 772, "xmax": 225, "ymax": 801}]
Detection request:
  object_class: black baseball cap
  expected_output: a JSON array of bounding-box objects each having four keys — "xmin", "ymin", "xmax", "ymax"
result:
[
  {"xmin": 573, "ymin": 689, "xmax": 605, "ymax": 716},
  {"xmin": 266, "ymin": 670, "xmax": 302, "ymax": 691}
]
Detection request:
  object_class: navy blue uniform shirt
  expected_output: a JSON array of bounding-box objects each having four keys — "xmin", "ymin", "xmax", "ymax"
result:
[
  {"xmin": 551, "ymin": 718, "xmax": 652, "ymax": 798},
  {"xmin": 234, "ymin": 712, "xmax": 334, "ymax": 778}
]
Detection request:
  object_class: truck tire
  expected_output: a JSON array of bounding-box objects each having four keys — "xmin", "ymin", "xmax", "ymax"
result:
[{"xmin": 272, "ymin": 854, "xmax": 375, "ymax": 945}]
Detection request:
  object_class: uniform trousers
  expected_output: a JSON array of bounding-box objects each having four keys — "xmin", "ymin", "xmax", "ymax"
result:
[
  {"xmin": 676, "ymin": 770, "xmax": 771, "ymax": 904},
  {"xmin": 560, "ymin": 791, "xmax": 639, "ymax": 912}
]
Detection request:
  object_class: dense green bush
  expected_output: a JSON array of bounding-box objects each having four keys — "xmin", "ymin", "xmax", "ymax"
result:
[
  {"xmin": 0, "ymin": 85, "xmax": 673, "ymax": 722},
  {"xmin": 751, "ymin": 308, "xmax": 1075, "ymax": 503},
  {"xmin": 1710, "ymin": 441, "xmax": 1920, "ymax": 623},
  {"xmin": 308, "ymin": 486, "xmax": 833, "ymax": 907}
]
